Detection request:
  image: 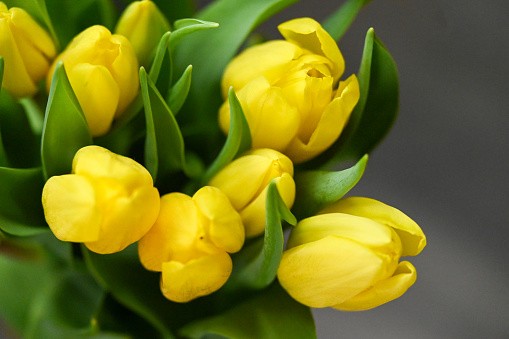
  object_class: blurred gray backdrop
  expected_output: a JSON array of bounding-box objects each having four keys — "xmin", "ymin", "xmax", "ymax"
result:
[{"xmin": 247, "ymin": 0, "xmax": 509, "ymax": 338}]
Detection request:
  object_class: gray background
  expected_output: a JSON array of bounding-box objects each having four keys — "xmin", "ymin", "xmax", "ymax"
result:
[{"xmin": 252, "ymin": 0, "xmax": 509, "ymax": 338}]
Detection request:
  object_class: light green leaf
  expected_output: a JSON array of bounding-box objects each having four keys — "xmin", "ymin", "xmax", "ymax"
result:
[
  {"xmin": 167, "ymin": 65, "xmax": 192, "ymax": 115},
  {"xmin": 316, "ymin": 29, "xmax": 399, "ymax": 168},
  {"xmin": 0, "ymin": 167, "xmax": 48, "ymax": 236},
  {"xmin": 140, "ymin": 67, "xmax": 186, "ymax": 184},
  {"xmin": 41, "ymin": 61, "xmax": 92, "ymax": 179},
  {"xmin": 170, "ymin": 19, "xmax": 219, "ymax": 51},
  {"xmin": 322, "ymin": 0, "xmax": 372, "ymax": 41},
  {"xmin": 19, "ymin": 98, "xmax": 45, "ymax": 135},
  {"xmin": 293, "ymin": 154, "xmax": 368, "ymax": 220},
  {"xmin": 201, "ymin": 87, "xmax": 251, "ymax": 185},
  {"xmin": 179, "ymin": 282, "xmax": 316, "ymax": 339}
]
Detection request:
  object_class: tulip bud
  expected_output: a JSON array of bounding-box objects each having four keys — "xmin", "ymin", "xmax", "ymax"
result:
[
  {"xmin": 138, "ymin": 186, "xmax": 245, "ymax": 302},
  {"xmin": 47, "ymin": 26, "xmax": 139, "ymax": 137},
  {"xmin": 0, "ymin": 2, "xmax": 56, "ymax": 98},
  {"xmin": 209, "ymin": 149, "xmax": 296, "ymax": 238},
  {"xmin": 42, "ymin": 146, "xmax": 160, "ymax": 254},
  {"xmin": 220, "ymin": 18, "xmax": 360, "ymax": 163},
  {"xmin": 277, "ymin": 197, "xmax": 426, "ymax": 311},
  {"xmin": 114, "ymin": 0, "xmax": 170, "ymax": 67}
]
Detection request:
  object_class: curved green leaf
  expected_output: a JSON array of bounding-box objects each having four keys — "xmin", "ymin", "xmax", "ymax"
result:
[
  {"xmin": 179, "ymin": 282, "xmax": 316, "ymax": 339},
  {"xmin": 41, "ymin": 62, "xmax": 92, "ymax": 179},
  {"xmin": 167, "ymin": 65, "xmax": 192, "ymax": 115},
  {"xmin": 201, "ymin": 87, "xmax": 251, "ymax": 185},
  {"xmin": 140, "ymin": 68, "xmax": 187, "ymax": 184},
  {"xmin": 293, "ymin": 154, "xmax": 368, "ymax": 220},
  {"xmin": 169, "ymin": 19, "xmax": 219, "ymax": 51},
  {"xmin": 322, "ymin": 0, "xmax": 372, "ymax": 41},
  {"xmin": 0, "ymin": 167, "xmax": 48, "ymax": 236}
]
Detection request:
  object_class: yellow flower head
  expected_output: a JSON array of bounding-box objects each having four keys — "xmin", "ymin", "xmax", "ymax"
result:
[
  {"xmin": 209, "ymin": 148, "xmax": 295, "ymax": 237},
  {"xmin": 0, "ymin": 2, "xmax": 56, "ymax": 98},
  {"xmin": 277, "ymin": 197, "xmax": 426, "ymax": 311},
  {"xmin": 115, "ymin": 0, "xmax": 170, "ymax": 67},
  {"xmin": 138, "ymin": 186, "xmax": 245, "ymax": 302},
  {"xmin": 47, "ymin": 25, "xmax": 139, "ymax": 137},
  {"xmin": 219, "ymin": 18, "xmax": 360, "ymax": 163},
  {"xmin": 42, "ymin": 146, "xmax": 160, "ymax": 254}
]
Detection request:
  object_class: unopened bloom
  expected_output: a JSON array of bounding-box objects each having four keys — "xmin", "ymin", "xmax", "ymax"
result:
[
  {"xmin": 277, "ymin": 197, "xmax": 426, "ymax": 311},
  {"xmin": 209, "ymin": 149, "xmax": 295, "ymax": 237},
  {"xmin": 42, "ymin": 146, "xmax": 160, "ymax": 254},
  {"xmin": 0, "ymin": 2, "xmax": 56, "ymax": 98},
  {"xmin": 115, "ymin": 0, "xmax": 170, "ymax": 67},
  {"xmin": 138, "ymin": 186, "xmax": 244, "ymax": 302},
  {"xmin": 219, "ymin": 18, "xmax": 360, "ymax": 163},
  {"xmin": 47, "ymin": 25, "xmax": 139, "ymax": 137}
]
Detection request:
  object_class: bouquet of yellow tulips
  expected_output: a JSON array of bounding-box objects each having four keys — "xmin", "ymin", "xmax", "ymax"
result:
[{"xmin": 0, "ymin": 0, "xmax": 426, "ymax": 337}]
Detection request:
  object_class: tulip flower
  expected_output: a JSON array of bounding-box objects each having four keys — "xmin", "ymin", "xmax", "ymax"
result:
[
  {"xmin": 47, "ymin": 25, "xmax": 139, "ymax": 137},
  {"xmin": 42, "ymin": 146, "xmax": 160, "ymax": 254},
  {"xmin": 209, "ymin": 149, "xmax": 295, "ymax": 237},
  {"xmin": 138, "ymin": 186, "xmax": 245, "ymax": 302},
  {"xmin": 219, "ymin": 18, "xmax": 360, "ymax": 163},
  {"xmin": 0, "ymin": 2, "xmax": 56, "ymax": 98},
  {"xmin": 115, "ymin": 0, "xmax": 170, "ymax": 67},
  {"xmin": 277, "ymin": 197, "xmax": 426, "ymax": 311}
]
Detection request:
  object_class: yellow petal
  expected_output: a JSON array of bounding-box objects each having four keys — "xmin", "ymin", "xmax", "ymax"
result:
[
  {"xmin": 161, "ymin": 252, "xmax": 232, "ymax": 302},
  {"xmin": 278, "ymin": 18, "xmax": 344, "ymax": 81},
  {"xmin": 321, "ymin": 197, "xmax": 426, "ymax": 256},
  {"xmin": 42, "ymin": 174, "xmax": 101, "ymax": 243},
  {"xmin": 333, "ymin": 261, "xmax": 417, "ymax": 311},
  {"xmin": 284, "ymin": 75, "xmax": 359, "ymax": 163},
  {"xmin": 193, "ymin": 186, "xmax": 244, "ymax": 253},
  {"xmin": 67, "ymin": 63, "xmax": 119, "ymax": 137},
  {"xmin": 221, "ymin": 40, "xmax": 302, "ymax": 98},
  {"xmin": 248, "ymin": 148, "xmax": 294, "ymax": 176},
  {"xmin": 278, "ymin": 235, "xmax": 385, "ymax": 308}
]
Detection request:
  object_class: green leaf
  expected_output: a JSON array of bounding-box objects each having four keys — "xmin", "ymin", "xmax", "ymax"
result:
[
  {"xmin": 293, "ymin": 154, "xmax": 368, "ymax": 220},
  {"xmin": 201, "ymin": 88, "xmax": 251, "ymax": 185},
  {"xmin": 41, "ymin": 61, "xmax": 92, "ymax": 179},
  {"xmin": 167, "ymin": 65, "xmax": 192, "ymax": 115},
  {"xmin": 179, "ymin": 282, "xmax": 316, "ymax": 339},
  {"xmin": 169, "ymin": 19, "xmax": 219, "ymax": 51},
  {"xmin": 19, "ymin": 98, "xmax": 45, "ymax": 135},
  {"xmin": 173, "ymin": 0, "xmax": 299, "ymax": 159},
  {"xmin": 316, "ymin": 29, "xmax": 399, "ymax": 168},
  {"xmin": 322, "ymin": 0, "xmax": 372, "ymax": 41},
  {"xmin": 226, "ymin": 181, "xmax": 296, "ymax": 292},
  {"xmin": 0, "ymin": 167, "xmax": 48, "ymax": 236},
  {"xmin": 151, "ymin": 0, "xmax": 195, "ymax": 23},
  {"xmin": 141, "ymin": 67, "xmax": 187, "ymax": 185}
]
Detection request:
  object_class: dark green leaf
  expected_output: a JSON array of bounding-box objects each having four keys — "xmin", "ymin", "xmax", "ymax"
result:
[
  {"xmin": 167, "ymin": 65, "xmax": 192, "ymax": 115},
  {"xmin": 179, "ymin": 282, "xmax": 316, "ymax": 339},
  {"xmin": 140, "ymin": 68, "xmax": 186, "ymax": 184},
  {"xmin": 316, "ymin": 29, "xmax": 399, "ymax": 168},
  {"xmin": 322, "ymin": 0, "xmax": 372, "ymax": 41},
  {"xmin": 41, "ymin": 62, "xmax": 92, "ymax": 179},
  {"xmin": 201, "ymin": 88, "xmax": 251, "ymax": 185},
  {"xmin": 0, "ymin": 167, "xmax": 48, "ymax": 236},
  {"xmin": 293, "ymin": 154, "xmax": 368, "ymax": 220},
  {"xmin": 151, "ymin": 0, "xmax": 195, "ymax": 23},
  {"xmin": 19, "ymin": 98, "xmax": 45, "ymax": 135}
]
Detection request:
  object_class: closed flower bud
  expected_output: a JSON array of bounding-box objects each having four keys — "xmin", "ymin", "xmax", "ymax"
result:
[
  {"xmin": 209, "ymin": 149, "xmax": 295, "ymax": 238},
  {"xmin": 219, "ymin": 18, "xmax": 360, "ymax": 163},
  {"xmin": 0, "ymin": 2, "xmax": 56, "ymax": 98},
  {"xmin": 277, "ymin": 197, "xmax": 426, "ymax": 311},
  {"xmin": 42, "ymin": 146, "xmax": 160, "ymax": 254},
  {"xmin": 47, "ymin": 26, "xmax": 139, "ymax": 137},
  {"xmin": 114, "ymin": 0, "xmax": 170, "ymax": 67},
  {"xmin": 138, "ymin": 186, "xmax": 245, "ymax": 302}
]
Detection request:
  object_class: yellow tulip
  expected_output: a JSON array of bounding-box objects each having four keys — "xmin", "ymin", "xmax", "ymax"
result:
[
  {"xmin": 138, "ymin": 186, "xmax": 245, "ymax": 302},
  {"xmin": 277, "ymin": 197, "xmax": 426, "ymax": 311},
  {"xmin": 209, "ymin": 149, "xmax": 295, "ymax": 238},
  {"xmin": 219, "ymin": 18, "xmax": 360, "ymax": 163},
  {"xmin": 115, "ymin": 0, "xmax": 170, "ymax": 67},
  {"xmin": 47, "ymin": 25, "xmax": 139, "ymax": 137},
  {"xmin": 0, "ymin": 2, "xmax": 56, "ymax": 98},
  {"xmin": 42, "ymin": 146, "xmax": 160, "ymax": 254}
]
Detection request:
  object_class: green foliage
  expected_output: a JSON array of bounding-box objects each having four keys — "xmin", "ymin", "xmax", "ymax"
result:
[
  {"xmin": 293, "ymin": 154, "xmax": 368, "ymax": 220},
  {"xmin": 322, "ymin": 0, "xmax": 372, "ymax": 41},
  {"xmin": 168, "ymin": 65, "xmax": 193, "ymax": 115},
  {"xmin": 41, "ymin": 62, "xmax": 92, "ymax": 179}
]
